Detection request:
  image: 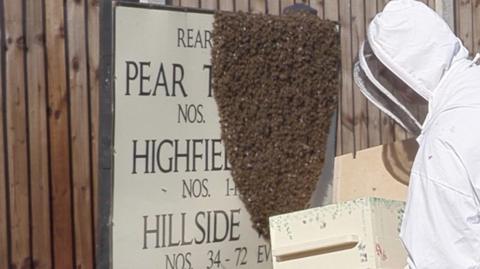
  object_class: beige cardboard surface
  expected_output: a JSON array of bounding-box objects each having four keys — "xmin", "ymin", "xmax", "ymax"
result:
[{"xmin": 333, "ymin": 139, "xmax": 418, "ymax": 203}]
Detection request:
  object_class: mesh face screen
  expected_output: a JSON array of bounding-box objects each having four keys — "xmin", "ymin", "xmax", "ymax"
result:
[{"xmin": 212, "ymin": 11, "xmax": 340, "ymax": 237}]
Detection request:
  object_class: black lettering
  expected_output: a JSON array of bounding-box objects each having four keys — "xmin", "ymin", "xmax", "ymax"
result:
[
  {"xmin": 226, "ymin": 178, "xmax": 238, "ymax": 197},
  {"xmin": 168, "ymin": 213, "xmax": 180, "ymax": 247},
  {"xmin": 195, "ymin": 212, "xmax": 206, "ymax": 244},
  {"xmin": 187, "ymin": 28, "xmax": 194, "ymax": 47},
  {"xmin": 201, "ymin": 178, "xmax": 209, "ymax": 197},
  {"xmin": 257, "ymin": 245, "xmax": 271, "ymax": 263},
  {"xmin": 143, "ymin": 215, "xmax": 160, "ymax": 249},
  {"xmin": 197, "ymin": 104, "xmax": 204, "ymax": 123},
  {"xmin": 195, "ymin": 30, "xmax": 203, "ymax": 48},
  {"xmin": 165, "ymin": 255, "xmax": 175, "ymax": 269},
  {"xmin": 178, "ymin": 104, "xmax": 188, "ymax": 123},
  {"xmin": 153, "ymin": 63, "xmax": 169, "ymax": 96},
  {"xmin": 157, "ymin": 139, "xmax": 173, "ymax": 173},
  {"xmin": 132, "ymin": 140, "xmax": 150, "ymax": 174},
  {"xmin": 161, "ymin": 214, "xmax": 167, "ymax": 248},
  {"xmin": 125, "ymin": 61, "xmax": 138, "ymax": 95},
  {"xmin": 205, "ymin": 30, "xmax": 212, "ymax": 48},
  {"xmin": 211, "ymin": 139, "xmax": 223, "ymax": 171},
  {"xmin": 172, "ymin": 64, "xmax": 187, "ymax": 97},
  {"xmin": 181, "ymin": 213, "xmax": 193, "ymax": 246},
  {"xmin": 151, "ymin": 139, "xmax": 156, "ymax": 173},
  {"xmin": 139, "ymin": 61, "xmax": 151, "ymax": 95},
  {"xmin": 213, "ymin": 210, "xmax": 229, "ymax": 243},
  {"xmin": 203, "ymin": 64, "xmax": 213, "ymax": 97},
  {"xmin": 174, "ymin": 139, "xmax": 190, "ymax": 172},
  {"xmin": 192, "ymin": 139, "xmax": 203, "ymax": 172},
  {"xmin": 177, "ymin": 28, "xmax": 186, "ymax": 47},
  {"xmin": 185, "ymin": 253, "xmax": 192, "ymax": 268},
  {"xmin": 224, "ymin": 147, "xmax": 231, "ymax": 171},
  {"xmin": 182, "ymin": 180, "xmax": 191, "ymax": 198},
  {"xmin": 230, "ymin": 209, "xmax": 241, "ymax": 241},
  {"xmin": 204, "ymin": 139, "xmax": 209, "ymax": 171},
  {"xmin": 206, "ymin": 211, "xmax": 211, "ymax": 243}
]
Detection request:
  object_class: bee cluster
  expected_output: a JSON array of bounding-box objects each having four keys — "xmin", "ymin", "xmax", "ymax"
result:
[{"xmin": 212, "ymin": 11, "xmax": 340, "ymax": 237}]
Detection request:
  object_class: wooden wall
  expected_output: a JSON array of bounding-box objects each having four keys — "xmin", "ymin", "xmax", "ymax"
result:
[
  {"xmin": 0, "ymin": 0, "xmax": 476, "ymax": 268},
  {"xmin": 0, "ymin": 0, "xmax": 99, "ymax": 268},
  {"xmin": 456, "ymin": 0, "xmax": 480, "ymax": 54}
]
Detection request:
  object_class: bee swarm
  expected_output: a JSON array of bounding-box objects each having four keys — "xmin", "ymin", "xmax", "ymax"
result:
[{"xmin": 212, "ymin": 11, "xmax": 340, "ymax": 237}]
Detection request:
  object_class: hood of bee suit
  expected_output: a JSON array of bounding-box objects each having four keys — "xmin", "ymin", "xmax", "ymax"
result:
[{"xmin": 354, "ymin": 0, "xmax": 469, "ymax": 135}]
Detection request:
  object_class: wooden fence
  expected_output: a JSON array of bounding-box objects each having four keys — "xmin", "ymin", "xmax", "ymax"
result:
[
  {"xmin": 0, "ymin": 0, "xmax": 478, "ymax": 268},
  {"xmin": 0, "ymin": 0, "xmax": 99, "ymax": 268}
]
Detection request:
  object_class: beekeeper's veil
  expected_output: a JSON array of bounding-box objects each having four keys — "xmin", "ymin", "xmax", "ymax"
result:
[{"xmin": 354, "ymin": 0, "xmax": 468, "ymax": 135}]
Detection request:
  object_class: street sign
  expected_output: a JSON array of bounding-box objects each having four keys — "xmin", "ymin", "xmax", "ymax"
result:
[{"xmin": 110, "ymin": 3, "xmax": 272, "ymax": 269}]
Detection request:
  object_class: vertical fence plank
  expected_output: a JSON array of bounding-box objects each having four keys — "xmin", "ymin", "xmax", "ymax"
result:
[
  {"xmin": 324, "ymin": 0, "xmax": 339, "ymax": 21},
  {"xmin": 323, "ymin": 0, "xmax": 341, "ymax": 154},
  {"xmin": 473, "ymin": 0, "xmax": 480, "ymax": 53},
  {"xmin": 309, "ymin": 0, "xmax": 324, "ymax": 19},
  {"xmin": 67, "ymin": 0, "xmax": 94, "ymax": 268},
  {"xmin": 235, "ymin": 0, "xmax": 250, "ymax": 12},
  {"xmin": 280, "ymin": 0, "xmax": 294, "ymax": 14},
  {"xmin": 252, "ymin": 0, "xmax": 266, "ymax": 13},
  {"xmin": 338, "ymin": 0, "xmax": 354, "ymax": 154},
  {"xmin": 4, "ymin": 1, "xmax": 32, "ymax": 268},
  {"xmin": 394, "ymin": 122, "xmax": 408, "ymax": 141},
  {"xmin": 181, "ymin": 0, "xmax": 200, "ymax": 7},
  {"xmin": 375, "ymin": 3, "xmax": 386, "ymax": 22},
  {"xmin": 0, "ymin": 122, "xmax": 7, "ymax": 269},
  {"xmin": 365, "ymin": 0, "xmax": 381, "ymax": 147},
  {"xmin": 201, "ymin": 0, "xmax": 219, "ymax": 10},
  {"xmin": 219, "ymin": 0, "xmax": 235, "ymax": 11},
  {"xmin": 381, "ymin": 115, "xmax": 395, "ymax": 143},
  {"xmin": 25, "ymin": 0, "xmax": 52, "ymax": 268},
  {"xmin": 0, "ymin": 3, "xmax": 9, "ymax": 267},
  {"xmin": 419, "ymin": 0, "xmax": 435, "ymax": 9},
  {"xmin": 87, "ymin": 0, "xmax": 100, "ymax": 254},
  {"xmin": 0, "ymin": 101, "xmax": 7, "ymax": 268},
  {"xmin": 393, "ymin": 100, "xmax": 408, "ymax": 139},
  {"xmin": 437, "ymin": 0, "xmax": 455, "ymax": 30},
  {"xmin": 45, "ymin": 0, "xmax": 75, "ymax": 267},
  {"xmin": 201, "ymin": 0, "xmax": 217, "ymax": 9},
  {"xmin": 351, "ymin": 0, "xmax": 368, "ymax": 150},
  {"xmin": 456, "ymin": 0, "xmax": 474, "ymax": 53},
  {"xmin": 267, "ymin": 0, "xmax": 280, "ymax": 15}
]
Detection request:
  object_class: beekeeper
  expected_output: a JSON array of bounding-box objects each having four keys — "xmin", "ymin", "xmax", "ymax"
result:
[{"xmin": 353, "ymin": 0, "xmax": 480, "ymax": 268}]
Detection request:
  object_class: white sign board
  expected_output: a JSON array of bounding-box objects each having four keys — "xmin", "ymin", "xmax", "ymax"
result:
[{"xmin": 113, "ymin": 4, "xmax": 272, "ymax": 269}]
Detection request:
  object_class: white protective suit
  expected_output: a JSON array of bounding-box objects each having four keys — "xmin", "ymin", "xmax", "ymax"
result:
[{"xmin": 353, "ymin": 0, "xmax": 480, "ymax": 268}]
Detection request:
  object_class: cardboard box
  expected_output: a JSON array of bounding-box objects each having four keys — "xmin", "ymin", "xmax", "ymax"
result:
[
  {"xmin": 269, "ymin": 197, "xmax": 407, "ymax": 269},
  {"xmin": 333, "ymin": 139, "xmax": 418, "ymax": 203}
]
